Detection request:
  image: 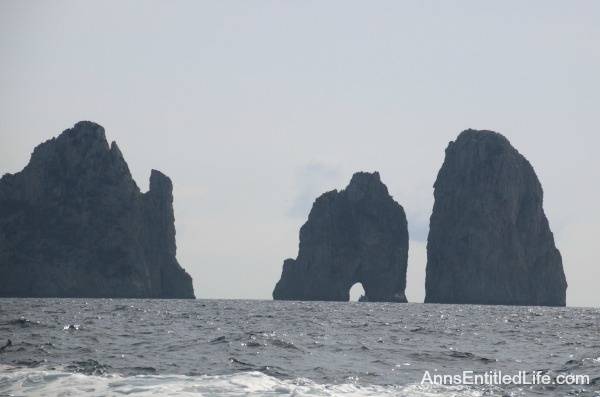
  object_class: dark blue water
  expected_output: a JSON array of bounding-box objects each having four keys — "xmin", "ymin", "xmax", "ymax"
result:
[{"xmin": 1, "ymin": 299, "xmax": 599, "ymax": 396}]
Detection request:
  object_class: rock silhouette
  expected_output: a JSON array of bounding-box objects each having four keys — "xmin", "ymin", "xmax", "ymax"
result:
[
  {"xmin": 0, "ymin": 121, "xmax": 195, "ymax": 298},
  {"xmin": 273, "ymin": 172, "xmax": 408, "ymax": 302},
  {"xmin": 425, "ymin": 129, "xmax": 567, "ymax": 306}
]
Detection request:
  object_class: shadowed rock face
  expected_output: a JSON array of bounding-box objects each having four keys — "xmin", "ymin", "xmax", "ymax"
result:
[
  {"xmin": 273, "ymin": 172, "xmax": 409, "ymax": 302},
  {"xmin": 425, "ymin": 129, "xmax": 567, "ymax": 306},
  {"xmin": 0, "ymin": 121, "xmax": 195, "ymax": 298}
]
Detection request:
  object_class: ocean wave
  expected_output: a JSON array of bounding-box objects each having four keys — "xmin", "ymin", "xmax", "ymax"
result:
[{"xmin": 0, "ymin": 365, "xmax": 486, "ymax": 397}]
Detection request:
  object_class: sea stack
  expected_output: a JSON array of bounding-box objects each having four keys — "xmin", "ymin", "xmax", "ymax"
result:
[
  {"xmin": 425, "ymin": 129, "xmax": 567, "ymax": 306},
  {"xmin": 0, "ymin": 121, "xmax": 195, "ymax": 298},
  {"xmin": 273, "ymin": 172, "xmax": 409, "ymax": 302}
]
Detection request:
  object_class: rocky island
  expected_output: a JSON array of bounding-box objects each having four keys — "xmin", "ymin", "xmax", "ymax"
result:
[
  {"xmin": 0, "ymin": 121, "xmax": 195, "ymax": 298},
  {"xmin": 425, "ymin": 129, "xmax": 567, "ymax": 306},
  {"xmin": 273, "ymin": 172, "xmax": 409, "ymax": 302}
]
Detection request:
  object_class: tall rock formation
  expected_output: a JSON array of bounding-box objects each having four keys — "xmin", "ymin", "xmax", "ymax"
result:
[
  {"xmin": 273, "ymin": 172, "xmax": 409, "ymax": 302},
  {"xmin": 425, "ymin": 129, "xmax": 567, "ymax": 306},
  {"xmin": 0, "ymin": 121, "xmax": 195, "ymax": 298}
]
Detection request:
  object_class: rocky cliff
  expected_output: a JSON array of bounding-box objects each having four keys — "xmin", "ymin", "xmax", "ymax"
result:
[
  {"xmin": 425, "ymin": 129, "xmax": 567, "ymax": 306},
  {"xmin": 273, "ymin": 172, "xmax": 408, "ymax": 302},
  {"xmin": 0, "ymin": 121, "xmax": 195, "ymax": 298}
]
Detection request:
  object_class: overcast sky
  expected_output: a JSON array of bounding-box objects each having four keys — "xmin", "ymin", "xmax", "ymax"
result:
[{"xmin": 1, "ymin": 1, "xmax": 599, "ymax": 307}]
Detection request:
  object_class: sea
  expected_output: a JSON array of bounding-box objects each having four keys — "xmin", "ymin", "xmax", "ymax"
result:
[{"xmin": 0, "ymin": 299, "xmax": 598, "ymax": 397}]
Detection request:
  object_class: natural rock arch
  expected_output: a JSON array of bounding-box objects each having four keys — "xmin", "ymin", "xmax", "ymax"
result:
[
  {"xmin": 273, "ymin": 172, "xmax": 409, "ymax": 302},
  {"xmin": 349, "ymin": 282, "xmax": 366, "ymax": 301}
]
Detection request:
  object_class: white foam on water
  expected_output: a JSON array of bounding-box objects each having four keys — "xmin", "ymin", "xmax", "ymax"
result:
[{"xmin": 0, "ymin": 365, "xmax": 487, "ymax": 397}]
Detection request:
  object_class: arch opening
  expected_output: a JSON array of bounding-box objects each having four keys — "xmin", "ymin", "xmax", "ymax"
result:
[{"xmin": 349, "ymin": 282, "xmax": 366, "ymax": 302}]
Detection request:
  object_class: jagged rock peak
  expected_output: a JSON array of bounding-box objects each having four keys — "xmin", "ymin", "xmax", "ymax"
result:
[
  {"xmin": 0, "ymin": 121, "xmax": 195, "ymax": 299},
  {"xmin": 273, "ymin": 171, "xmax": 409, "ymax": 302},
  {"xmin": 149, "ymin": 169, "xmax": 173, "ymax": 196},
  {"xmin": 30, "ymin": 121, "xmax": 108, "ymax": 159},
  {"xmin": 425, "ymin": 129, "xmax": 567, "ymax": 306},
  {"xmin": 29, "ymin": 121, "xmax": 109, "ymax": 166},
  {"xmin": 344, "ymin": 171, "xmax": 386, "ymax": 200},
  {"xmin": 56, "ymin": 120, "xmax": 107, "ymax": 143}
]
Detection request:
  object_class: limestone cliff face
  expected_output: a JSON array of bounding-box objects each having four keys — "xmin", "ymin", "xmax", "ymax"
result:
[
  {"xmin": 0, "ymin": 121, "xmax": 195, "ymax": 298},
  {"xmin": 425, "ymin": 130, "xmax": 566, "ymax": 306},
  {"xmin": 273, "ymin": 172, "xmax": 408, "ymax": 302}
]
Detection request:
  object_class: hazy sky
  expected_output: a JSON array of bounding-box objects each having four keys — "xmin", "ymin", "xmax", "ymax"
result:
[{"xmin": 1, "ymin": 1, "xmax": 599, "ymax": 307}]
